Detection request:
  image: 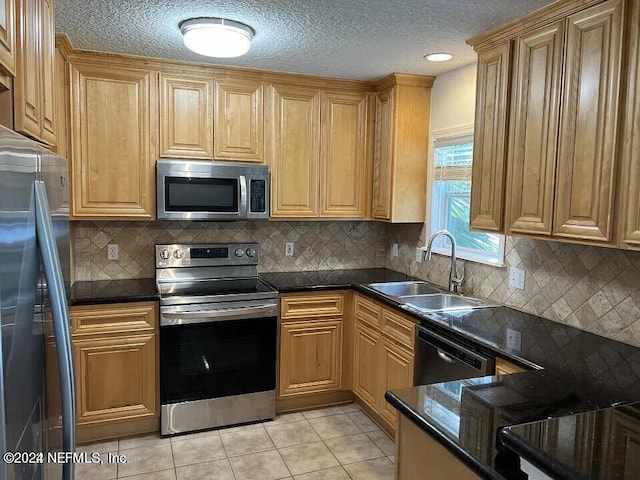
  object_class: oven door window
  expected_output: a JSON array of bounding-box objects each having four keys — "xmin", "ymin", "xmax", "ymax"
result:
[
  {"xmin": 160, "ymin": 316, "xmax": 276, "ymax": 404},
  {"xmin": 164, "ymin": 177, "xmax": 238, "ymax": 212}
]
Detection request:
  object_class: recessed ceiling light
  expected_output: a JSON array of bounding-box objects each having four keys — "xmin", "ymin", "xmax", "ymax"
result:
[
  {"xmin": 179, "ymin": 18, "xmax": 255, "ymax": 58},
  {"xmin": 424, "ymin": 53, "xmax": 453, "ymax": 62}
]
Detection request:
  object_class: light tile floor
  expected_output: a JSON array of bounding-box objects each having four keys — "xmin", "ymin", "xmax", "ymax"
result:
[{"xmin": 75, "ymin": 403, "xmax": 395, "ymax": 480}]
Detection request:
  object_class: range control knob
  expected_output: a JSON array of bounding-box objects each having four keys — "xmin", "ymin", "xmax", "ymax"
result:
[
  {"xmin": 159, "ymin": 249, "xmax": 171, "ymax": 260},
  {"xmin": 234, "ymin": 248, "xmax": 245, "ymax": 257},
  {"xmin": 173, "ymin": 249, "xmax": 184, "ymax": 259},
  {"xmin": 245, "ymin": 247, "xmax": 256, "ymax": 258}
]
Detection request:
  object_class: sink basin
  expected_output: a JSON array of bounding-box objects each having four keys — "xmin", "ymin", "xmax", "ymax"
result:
[
  {"xmin": 399, "ymin": 294, "xmax": 492, "ymax": 312},
  {"xmin": 368, "ymin": 281, "xmax": 440, "ymax": 298}
]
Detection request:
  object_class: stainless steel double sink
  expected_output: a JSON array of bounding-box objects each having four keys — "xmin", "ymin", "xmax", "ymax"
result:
[{"xmin": 367, "ymin": 281, "xmax": 492, "ymax": 313}]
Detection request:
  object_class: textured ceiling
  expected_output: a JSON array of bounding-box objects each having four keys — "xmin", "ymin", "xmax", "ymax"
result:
[{"xmin": 56, "ymin": 0, "xmax": 554, "ymax": 80}]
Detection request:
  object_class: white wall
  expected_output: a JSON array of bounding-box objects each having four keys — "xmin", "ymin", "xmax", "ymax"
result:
[{"xmin": 429, "ymin": 62, "xmax": 477, "ymax": 132}]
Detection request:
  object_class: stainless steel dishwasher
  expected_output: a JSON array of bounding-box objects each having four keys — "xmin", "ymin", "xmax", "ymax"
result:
[{"xmin": 414, "ymin": 325, "xmax": 495, "ymax": 385}]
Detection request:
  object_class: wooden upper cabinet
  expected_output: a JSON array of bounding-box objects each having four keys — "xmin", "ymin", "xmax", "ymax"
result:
[
  {"xmin": 372, "ymin": 87, "xmax": 394, "ymax": 220},
  {"xmin": 470, "ymin": 42, "xmax": 511, "ymax": 232},
  {"xmin": 371, "ymin": 78, "xmax": 432, "ymax": 223},
  {"xmin": 269, "ymin": 84, "xmax": 321, "ymax": 218},
  {"xmin": 506, "ymin": 21, "xmax": 564, "ymax": 236},
  {"xmin": 619, "ymin": 0, "xmax": 640, "ymax": 247},
  {"xmin": 554, "ymin": 0, "xmax": 624, "ymax": 242},
  {"xmin": 214, "ymin": 78, "xmax": 264, "ymax": 162},
  {"xmin": 320, "ymin": 91, "xmax": 368, "ymax": 218},
  {"xmin": 14, "ymin": 0, "xmax": 41, "ymax": 139},
  {"xmin": 159, "ymin": 73, "xmax": 213, "ymax": 159},
  {"xmin": 14, "ymin": 0, "xmax": 55, "ymax": 145},
  {"xmin": 39, "ymin": 0, "xmax": 54, "ymax": 145},
  {"xmin": 0, "ymin": 0, "xmax": 16, "ymax": 77},
  {"xmin": 69, "ymin": 63, "xmax": 157, "ymax": 219}
]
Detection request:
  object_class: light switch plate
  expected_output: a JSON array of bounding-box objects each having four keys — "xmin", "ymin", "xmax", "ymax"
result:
[
  {"xmin": 391, "ymin": 243, "xmax": 399, "ymax": 257},
  {"xmin": 415, "ymin": 248, "xmax": 423, "ymax": 263},
  {"xmin": 509, "ymin": 267, "xmax": 526, "ymax": 290},
  {"xmin": 506, "ymin": 328, "xmax": 522, "ymax": 351}
]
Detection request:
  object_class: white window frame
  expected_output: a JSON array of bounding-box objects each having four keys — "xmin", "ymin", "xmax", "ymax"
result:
[{"xmin": 425, "ymin": 125, "xmax": 506, "ymax": 267}]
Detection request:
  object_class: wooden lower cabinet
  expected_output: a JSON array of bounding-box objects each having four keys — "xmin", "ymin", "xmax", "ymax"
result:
[
  {"xmin": 278, "ymin": 291, "xmax": 348, "ymax": 405},
  {"xmin": 495, "ymin": 357, "xmax": 526, "ymax": 375},
  {"xmin": 396, "ymin": 414, "xmax": 482, "ymax": 480},
  {"xmin": 279, "ymin": 319, "xmax": 343, "ymax": 397},
  {"xmin": 70, "ymin": 301, "xmax": 158, "ymax": 441},
  {"xmin": 379, "ymin": 338, "xmax": 414, "ymax": 425},
  {"xmin": 352, "ymin": 293, "xmax": 416, "ymax": 432},
  {"xmin": 353, "ymin": 322, "xmax": 380, "ymax": 408},
  {"xmin": 73, "ymin": 332, "xmax": 157, "ymax": 424}
]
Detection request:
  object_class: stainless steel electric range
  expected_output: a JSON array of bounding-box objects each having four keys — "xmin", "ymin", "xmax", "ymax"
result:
[{"xmin": 155, "ymin": 243, "xmax": 278, "ymax": 435}]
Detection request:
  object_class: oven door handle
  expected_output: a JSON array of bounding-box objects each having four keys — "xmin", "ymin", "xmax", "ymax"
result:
[{"xmin": 161, "ymin": 303, "xmax": 277, "ymax": 326}]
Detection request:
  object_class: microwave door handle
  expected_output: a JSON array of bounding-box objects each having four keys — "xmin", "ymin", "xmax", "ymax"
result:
[{"xmin": 239, "ymin": 175, "xmax": 248, "ymax": 217}]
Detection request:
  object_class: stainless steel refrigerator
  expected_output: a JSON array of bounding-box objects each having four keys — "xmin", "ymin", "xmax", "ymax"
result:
[{"xmin": 0, "ymin": 125, "xmax": 75, "ymax": 480}]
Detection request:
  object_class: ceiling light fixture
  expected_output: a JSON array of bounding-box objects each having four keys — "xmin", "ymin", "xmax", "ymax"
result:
[
  {"xmin": 179, "ymin": 17, "xmax": 255, "ymax": 58},
  {"xmin": 424, "ymin": 52, "xmax": 453, "ymax": 62}
]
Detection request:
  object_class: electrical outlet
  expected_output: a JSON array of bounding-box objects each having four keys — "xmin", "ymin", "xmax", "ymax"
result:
[
  {"xmin": 107, "ymin": 244, "xmax": 118, "ymax": 261},
  {"xmin": 285, "ymin": 242, "xmax": 294, "ymax": 257},
  {"xmin": 415, "ymin": 248, "xmax": 423, "ymax": 263},
  {"xmin": 391, "ymin": 243, "xmax": 399, "ymax": 257},
  {"xmin": 509, "ymin": 267, "xmax": 526, "ymax": 290},
  {"xmin": 506, "ymin": 328, "xmax": 522, "ymax": 351}
]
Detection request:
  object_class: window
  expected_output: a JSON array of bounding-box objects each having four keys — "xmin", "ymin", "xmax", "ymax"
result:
[{"xmin": 429, "ymin": 129, "xmax": 505, "ymax": 266}]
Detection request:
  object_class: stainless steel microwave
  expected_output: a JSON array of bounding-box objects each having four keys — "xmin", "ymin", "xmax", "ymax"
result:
[{"xmin": 156, "ymin": 160, "xmax": 269, "ymax": 221}]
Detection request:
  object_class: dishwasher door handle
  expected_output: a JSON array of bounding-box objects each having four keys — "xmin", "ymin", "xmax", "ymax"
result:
[{"xmin": 437, "ymin": 349, "xmax": 456, "ymax": 364}]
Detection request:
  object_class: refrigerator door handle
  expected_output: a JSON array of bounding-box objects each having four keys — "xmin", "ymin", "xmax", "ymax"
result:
[{"xmin": 34, "ymin": 180, "xmax": 76, "ymax": 480}]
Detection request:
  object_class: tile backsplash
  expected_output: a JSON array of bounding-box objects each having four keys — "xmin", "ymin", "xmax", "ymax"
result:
[
  {"xmin": 386, "ymin": 224, "xmax": 640, "ymax": 349},
  {"xmin": 71, "ymin": 220, "xmax": 386, "ymax": 281},
  {"xmin": 72, "ymin": 219, "xmax": 640, "ymax": 349}
]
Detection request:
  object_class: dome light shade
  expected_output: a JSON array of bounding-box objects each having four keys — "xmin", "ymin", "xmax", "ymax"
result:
[
  {"xmin": 180, "ymin": 18, "xmax": 255, "ymax": 58},
  {"xmin": 424, "ymin": 52, "xmax": 453, "ymax": 62}
]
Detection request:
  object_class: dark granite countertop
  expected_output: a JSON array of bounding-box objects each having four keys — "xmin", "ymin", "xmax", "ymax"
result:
[
  {"xmin": 499, "ymin": 402, "xmax": 640, "ymax": 480},
  {"xmin": 259, "ymin": 268, "xmax": 418, "ymax": 292},
  {"xmin": 70, "ymin": 278, "xmax": 159, "ymax": 306}
]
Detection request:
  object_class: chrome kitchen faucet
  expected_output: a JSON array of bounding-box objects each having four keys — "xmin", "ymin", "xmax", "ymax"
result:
[{"xmin": 425, "ymin": 230, "xmax": 464, "ymax": 293}]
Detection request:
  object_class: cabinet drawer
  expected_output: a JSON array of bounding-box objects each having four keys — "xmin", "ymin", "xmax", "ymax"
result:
[
  {"xmin": 71, "ymin": 302, "xmax": 157, "ymax": 335},
  {"xmin": 382, "ymin": 310, "xmax": 415, "ymax": 350},
  {"xmin": 281, "ymin": 293, "xmax": 344, "ymax": 320},
  {"xmin": 495, "ymin": 357, "xmax": 526, "ymax": 375},
  {"xmin": 354, "ymin": 294, "xmax": 382, "ymax": 329}
]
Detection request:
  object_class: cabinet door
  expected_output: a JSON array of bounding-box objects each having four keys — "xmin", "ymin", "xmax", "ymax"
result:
[
  {"xmin": 0, "ymin": 0, "xmax": 15, "ymax": 76},
  {"xmin": 601, "ymin": 410, "xmax": 640, "ymax": 480},
  {"xmin": 470, "ymin": 42, "xmax": 511, "ymax": 232},
  {"xmin": 14, "ymin": 0, "xmax": 41, "ymax": 139},
  {"xmin": 619, "ymin": 0, "xmax": 640, "ymax": 247},
  {"xmin": 39, "ymin": 0, "xmax": 54, "ymax": 146},
  {"xmin": 73, "ymin": 333, "xmax": 157, "ymax": 425},
  {"xmin": 70, "ymin": 64, "xmax": 157, "ymax": 219},
  {"xmin": 54, "ymin": 48, "xmax": 67, "ymax": 158},
  {"xmin": 320, "ymin": 91, "xmax": 368, "ymax": 218},
  {"xmin": 279, "ymin": 319, "xmax": 343, "ymax": 397},
  {"xmin": 379, "ymin": 338, "xmax": 414, "ymax": 427},
  {"xmin": 372, "ymin": 87, "xmax": 394, "ymax": 220},
  {"xmin": 214, "ymin": 79, "xmax": 264, "ymax": 162},
  {"xmin": 506, "ymin": 21, "xmax": 564, "ymax": 235},
  {"xmin": 159, "ymin": 73, "xmax": 213, "ymax": 159},
  {"xmin": 353, "ymin": 322, "xmax": 380, "ymax": 411},
  {"xmin": 554, "ymin": 0, "xmax": 624, "ymax": 241},
  {"xmin": 269, "ymin": 84, "xmax": 320, "ymax": 218}
]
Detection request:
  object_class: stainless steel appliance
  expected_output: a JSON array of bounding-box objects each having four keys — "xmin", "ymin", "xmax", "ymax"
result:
[
  {"xmin": 0, "ymin": 126, "xmax": 75, "ymax": 479},
  {"xmin": 156, "ymin": 160, "xmax": 269, "ymax": 221},
  {"xmin": 415, "ymin": 325, "xmax": 495, "ymax": 385},
  {"xmin": 156, "ymin": 243, "xmax": 278, "ymax": 435}
]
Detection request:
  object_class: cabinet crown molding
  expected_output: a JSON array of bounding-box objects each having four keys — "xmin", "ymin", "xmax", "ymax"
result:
[
  {"xmin": 467, "ymin": 0, "xmax": 607, "ymax": 51},
  {"xmin": 374, "ymin": 73, "xmax": 435, "ymax": 91}
]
